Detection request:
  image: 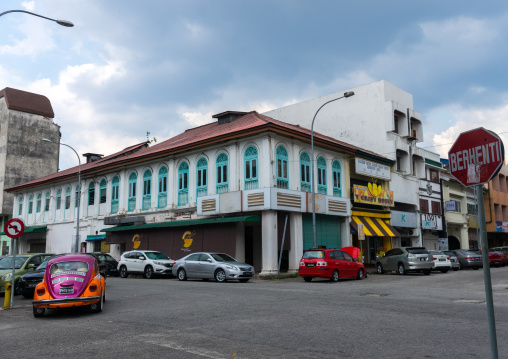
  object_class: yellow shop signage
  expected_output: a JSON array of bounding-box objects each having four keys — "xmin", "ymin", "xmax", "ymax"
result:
[{"xmin": 353, "ymin": 184, "xmax": 394, "ymax": 207}]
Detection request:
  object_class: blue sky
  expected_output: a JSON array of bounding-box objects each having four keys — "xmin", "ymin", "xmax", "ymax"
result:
[{"xmin": 2, "ymin": 0, "xmax": 508, "ymax": 169}]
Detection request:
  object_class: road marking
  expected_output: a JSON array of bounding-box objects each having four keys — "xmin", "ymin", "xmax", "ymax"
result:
[{"xmin": 140, "ymin": 335, "xmax": 231, "ymax": 359}]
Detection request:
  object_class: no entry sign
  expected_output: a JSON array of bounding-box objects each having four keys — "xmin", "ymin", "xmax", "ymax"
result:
[
  {"xmin": 448, "ymin": 127, "xmax": 505, "ymax": 187},
  {"xmin": 3, "ymin": 218, "xmax": 25, "ymax": 239}
]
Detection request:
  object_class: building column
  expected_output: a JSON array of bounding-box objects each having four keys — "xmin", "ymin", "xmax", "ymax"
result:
[
  {"xmin": 235, "ymin": 222, "xmax": 245, "ymax": 262},
  {"xmin": 260, "ymin": 210, "xmax": 278, "ymax": 276},
  {"xmin": 461, "ymin": 223, "xmax": 469, "ymax": 249},
  {"xmin": 288, "ymin": 212, "xmax": 303, "ymax": 274}
]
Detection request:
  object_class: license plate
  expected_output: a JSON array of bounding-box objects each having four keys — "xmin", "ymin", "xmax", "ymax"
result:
[
  {"xmin": 439, "ymin": 259, "xmax": 445, "ymax": 261},
  {"xmin": 475, "ymin": 257, "xmax": 481, "ymax": 260},
  {"xmin": 59, "ymin": 287, "xmax": 74, "ymax": 295},
  {"xmin": 243, "ymin": 272, "xmax": 253, "ymax": 277},
  {"xmin": 27, "ymin": 283, "xmax": 37, "ymax": 288},
  {"xmin": 307, "ymin": 263, "xmax": 315, "ymax": 267}
]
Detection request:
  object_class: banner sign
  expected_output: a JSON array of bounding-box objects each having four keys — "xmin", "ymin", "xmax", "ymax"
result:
[
  {"xmin": 421, "ymin": 214, "xmax": 443, "ymax": 230},
  {"xmin": 355, "ymin": 158, "xmax": 391, "ymax": 180},
  {"xmin": 445, "ymin": 201, "xmax": 457, "ymax": 211},
  {"xmin": 390, "ymin": 210, "xmax": 417, "ymax": 228},
  {"xmin": 353, "ymin": 184, "xmax": 394, "ymax": 207}
]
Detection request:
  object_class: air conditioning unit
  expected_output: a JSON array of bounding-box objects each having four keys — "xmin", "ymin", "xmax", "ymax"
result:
[{"xmin": 408, "ymin": 229, "xmax": 420, "ymax": 237}]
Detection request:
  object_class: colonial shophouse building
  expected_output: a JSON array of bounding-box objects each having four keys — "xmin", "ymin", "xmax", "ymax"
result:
[{"xmin": 5, "ymin": 111, "xmax": 393, "ymax": 275}]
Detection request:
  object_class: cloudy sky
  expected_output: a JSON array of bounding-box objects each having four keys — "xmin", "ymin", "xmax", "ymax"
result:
[{"xmin": 2, "ymin": 0, "xmax": 508, "ymax": 170}]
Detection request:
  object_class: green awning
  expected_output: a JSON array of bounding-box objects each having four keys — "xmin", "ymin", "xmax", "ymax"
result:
[
  {"xmin": 101, "ymin": 215, "xmax": 261, "ymax": 233},
  {"xmin": 0, "ymin": 225, "xmax": 47, "ymax": 236},
  {"xmin": 86, "ymin": 234, "xmax": 106, "ymax": 242}
]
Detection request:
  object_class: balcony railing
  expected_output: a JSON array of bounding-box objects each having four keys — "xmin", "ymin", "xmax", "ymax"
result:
[
  {"xmin": 128, "ymin": 198, "xmax": 136, "ymax": 212},
  {"xmin": 245, "ymin": 179, "xmax": 258, "ymax": 190}
]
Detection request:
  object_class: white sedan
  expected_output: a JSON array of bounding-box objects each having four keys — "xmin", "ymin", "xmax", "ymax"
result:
[{"xmin": 429, "ymin": 250, "xmax": 452, "ymax": 273}]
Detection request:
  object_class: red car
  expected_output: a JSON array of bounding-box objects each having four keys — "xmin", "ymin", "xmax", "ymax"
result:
[
  {"xmin": 489, "ymin": 250, "xmax": 507, "ymax": 267},
  {"xmin": 299, "ymin": 247, "xmax": 366, "ymax": 282}
]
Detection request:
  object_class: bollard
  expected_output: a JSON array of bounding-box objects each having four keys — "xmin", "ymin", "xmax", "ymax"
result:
[{"xmin": 3, "ymin": 283, "xmax": 11, "ymax": 309}]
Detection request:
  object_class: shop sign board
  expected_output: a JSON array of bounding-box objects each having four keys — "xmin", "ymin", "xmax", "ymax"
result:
[
  {"xmin": 390, "ymin": 210, "xmax": 417, "ymax": 228},
  {"xmin": 497, "ymin": 221, "xmax": 508, "ymax": 233},
  {"xmin": 353, "ymin": 184, "xmax": 394, "ymax": 207},
  {"xmin": 448, "ymin": 127, "xmax": 504, "ymax": 186},
  {"xmin": 438, "ymin": 238, "xmax": 449, "ymax": 251},
  {"xmin": 358, "ymin": 224, "xmax": 365, "ymax": 240},
  {"xmin": 355, "ymin": 158, "xmax": 391, "ymax": 180},
  {"xmin": 445, "ymin": 201, "xmax": 457, "ymax": 211},
  {"xmin": 421, "ymin": 214, "xmax": 443, "ymax": 230}
]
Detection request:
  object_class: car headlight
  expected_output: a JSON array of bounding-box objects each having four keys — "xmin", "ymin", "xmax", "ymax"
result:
[
  {"xmin": 2, "ymin": 273, "xmax": 12, "ymax": 280},
  {"xmin": 152, "ymin": 261, "xmax": 165, "ymax": 266},
  {"xmin": 226, "ymin": 265, "xmax": 239, "ymax": 271}
]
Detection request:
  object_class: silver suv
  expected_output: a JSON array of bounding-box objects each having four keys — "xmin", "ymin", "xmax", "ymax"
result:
[{"xmin": 376, "ymin": 247, "xmax": 433, "ymax": 275}]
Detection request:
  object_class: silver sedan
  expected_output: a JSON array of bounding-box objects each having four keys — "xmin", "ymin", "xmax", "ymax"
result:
[{"xmin": 172, "ymin": 252, "xmax": 255, "ymax": 283}]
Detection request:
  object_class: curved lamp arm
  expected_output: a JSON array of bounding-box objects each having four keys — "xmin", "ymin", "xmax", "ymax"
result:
[{"xmin": 0, "ymin": 10, "xmax": 73, "ymax": 27}]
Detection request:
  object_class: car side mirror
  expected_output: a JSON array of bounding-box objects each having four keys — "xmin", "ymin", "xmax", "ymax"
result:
[
  {"xmin": 353, "ymin": 258, "xmax": 358, "ymax": 262},
  {"xmin": 138, "ymin": 256, "xmax": 145, "ymax": 260},
  {"xmin": 207, "ymin": 258, "xmax": 213, "ymax": 263},
  {"xmin": 27, "ymin": 264, "xmax": 36, "ymax": 269}
]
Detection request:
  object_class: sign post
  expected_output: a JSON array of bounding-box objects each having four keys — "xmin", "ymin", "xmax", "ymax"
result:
[
  {"xmin": 3, "ymin": 218, "xmax": 25, "ymax": 309},
  {"xmin": 448, "ymin": 127, "xmax": 504, "ymax": 359}
]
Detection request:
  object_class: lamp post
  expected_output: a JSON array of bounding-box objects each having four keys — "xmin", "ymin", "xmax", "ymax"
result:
[
  {"xmin": 0, "ymin": 10, "xmax": 74, "ymax": 27},
  {"xmin": 43, "ymin": 139, "xmax": 81, "ymax": 253},
  {"xmin": 311, "ymin": 91, "xmax": 354, "ymax": 249}
]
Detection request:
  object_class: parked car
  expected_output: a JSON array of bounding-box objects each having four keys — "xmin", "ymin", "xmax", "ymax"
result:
[
  {"xmin": 0, "ymin": 253, "xmax": 54, "ymax": 295},
  {"xmin": 172, "ymin": 252, "xmax": 254, "ymax": 283},
  {"xmin": 298, "ymin": 247, "xmax": 366, "ymax": 282},
  {"xmin": 32, "ymin": 254, "xmax": 105, "ymax": 317},
  {"xmin": 18, "ymin": 255, "xmax": 63, "ymax": 298},
  {"xmin": 376, "ymin": 247, "xmax": 433, "ymax": 275},
  {"xmin": 429, "ymin": 250, "xmax": 452, "ymax": 273},
  {"xmin": 490, "ymin": 249, "xmax": 508, "ymax": 266},
  {"xmin": 87, "ymin": 253, "xmax": 119, "ymax": 277},
  {"xmin": 441, "ymin": 251, "xmax": 460, "ymax": 271},
  {"xmin": 448, "ymin": 249, "xmax": 482, "ymax": 270},
  {"xmin": 118, "ymin": 250, "xmax": 174, "ymax": 279},
  {"xmin": 469, "ymin": 249, "xmax": 501, "ymax": 267}
]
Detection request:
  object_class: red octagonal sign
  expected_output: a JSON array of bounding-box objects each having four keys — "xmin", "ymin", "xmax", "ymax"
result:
[{"xmin": 448, "ymin": 127, "xmax": 505, "ymax": 187}]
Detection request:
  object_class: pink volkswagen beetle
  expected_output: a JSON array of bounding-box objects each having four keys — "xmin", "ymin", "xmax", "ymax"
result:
[{"xmin": 32, "ymin": 254, "xmax": 105, "ymax": 317}]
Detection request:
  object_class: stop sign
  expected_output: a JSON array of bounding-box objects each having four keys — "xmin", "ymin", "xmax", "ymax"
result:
[{"xmin": 448, "ymin": 127, "xmax": 505, "ymax": 186}]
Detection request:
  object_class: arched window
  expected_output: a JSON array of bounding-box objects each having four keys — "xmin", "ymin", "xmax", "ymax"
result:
[
  {"xmin": 18, "ymin": 195, "xmax": 23, "ymax": 216},
  {"xmin": 244, "ymin": 146, "xmax": 258, "ymax": 190},
  {"xmin": 44, "ymin": 192, "xmax": 50, "ymax": 212},
  {"xmin": 28, "ymin": 194, "xmax": 34, "ymax": 214},
  {"xmin": 178, "ymin": 162, "xmax": 189, "ymax": 206},
  {"xmin": 111, "ymin": 176, "xmax": 119, "ymax": 214},
  {"xmin": 276, "ymin": 145, "xmax": 288, "ymax": 189},
  {"xmin": 332, "ymin": 160, "xmax": 342, "ymax": 197},
  {"xmin": 36, "ymin": 193, "xmax": 42, "ymax": 213},
  {"xmin": 88, "ymin": 182, "xmax": 95, "ymax": 206},
  {"xmin": 216, "ymin": 153, "xmax": 229, "ymax": 193},
  {"xmin": 128, "ymin": 172, "xmax": 137, "ymax": 212},
  {"xmin": 196, "ymin": 158, "xmax": 208, "ymax": 197},
  {"xmin": 317, "ymin": 156, "xmax": 327, "ymax": 195},
  {"xmin": 99, "ymin": 179, "xmax": 107, "ymax": 204},
  {"xmin": 142, "ymin": 170, "xmax": 152, "ymax": 210},
  {"xmin": 65, "ymin": 187, "xmax": 71, "ymax": 209},
  {"xmin": 300, "ymin": 152, "xmax": 311, "ymax": 192},
  {"xmin": 158, "ymin": 167, "xmax": 168, "ymax": 209},
  {"xmin": 56, "ymin": 189, "xmax": 62, "ymax": 210}
]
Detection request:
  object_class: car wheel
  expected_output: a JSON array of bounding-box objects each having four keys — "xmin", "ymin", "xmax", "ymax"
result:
[
  {"xmin": 144, "ymin": 266, "xmax": 154, "ymax": 279},
  {"xmin": 423, "ymin": 269, "xmax": 431, "ymax": 275},
  {"xmin": 376, "ymin": 263, "xmax": 384, "ymax": 274},
  {"xmin": 397, "ymin": 263, "xmax": 406, "ymax": 275},
  {"xmin": 330, "ymin": 270, "xmax": 339, "ymax": 282},
  {"xmin": 177, "ymin": 268, "xmax": 187, "ymax": 281},
  {"xmin": 357, "ymin": 268, "xmax": 365, "ymax": 280},
  {"xmin": 119, "ymin": 266, "xmax": 128, "ymax": 278},
  {"xmin": 33, "ymin": 306, "xmax": 45, "ymax": 318},
  {"xmin": 13, "ymin": 280, "xmax": 22, "ymax": 296},
  {"xmin": 90, "ymin": 289, "xmax": 103, "ymax": 313},
  {"xmin": 239, "ymin": 279, "xmax": 249, "ymax": 283},
  {"xmin": 303, "ymin": 277, "xmax": 312, "ymax": 282},
  {"xmin": 215, "ymin": 269, "xmax": 227, "ymax": 283},
  {"xmin": 440, "ymin": 269, "xmax": 448, "ymax": 273}
]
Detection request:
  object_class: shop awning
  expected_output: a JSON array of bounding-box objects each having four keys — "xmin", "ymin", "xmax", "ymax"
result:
[
  {"xmin": 350, "ymin": 216, "xmax": 400, "ymax": 237},
  {"xmin": 0, "ymin": 225, "xmax": 47, "ymax": 236},
  {"xmin": 101, "ymin": 215, "xmax": 261, "ymax": 233},
  {"xmin": 86, "ymin": 235, "xmax": 106, "ymax": 242}
]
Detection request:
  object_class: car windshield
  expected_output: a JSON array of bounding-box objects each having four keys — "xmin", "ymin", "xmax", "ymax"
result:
[
  {"xmin": 303, "ymin": 251, "xmax": 325, "ymax": 259},
  {"xmin": 460, "ymin": 251, "xmax": 480, "ymax": 256},
  {"xmin": 0, "ymin": 256, "xmax": 29, "ymax": 269},
  {"xmin": 145, "ymin": 252, "xmax": 169, "ymax": 260},
  {"xmin": 49, "ymin": 261, "xmax": 89, "ymax": 276},
  {"xmin": 407, "ymin": 248, "xmax": 429, "ymax": 254},
  {"xmin": 36, "ymin": 258, "xmax": 51, "ymax": 270},
  {"xmin": 210, "ymin": 253, "xmax": 237, "ymax": 262},
  {"xmin": 429, "ymin": 251, "xmax": 443, "ymax": 255}
]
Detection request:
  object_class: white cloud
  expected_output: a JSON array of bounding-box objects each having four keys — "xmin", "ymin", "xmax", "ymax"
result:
[
  {"xmin": 0, "ymin": 18, "xmax": 56, "ymax": 56},
  {"xmin": 21, "ymin": 1, "xmax": 35, "ymax": 11}
]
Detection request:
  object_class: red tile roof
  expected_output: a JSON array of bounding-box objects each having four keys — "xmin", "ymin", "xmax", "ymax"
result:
[
  {"xmin": 0, "ymin": 87, "xmax": 54, "ymax": 118},
  {"xmin": 6, "ymin": 111, "xmax": 391, "ymax": 192}
]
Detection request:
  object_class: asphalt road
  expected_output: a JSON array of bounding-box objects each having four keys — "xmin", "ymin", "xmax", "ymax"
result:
[{"xmin": 1, "ymin": 267, "xmax": 508, "ymax": 359}]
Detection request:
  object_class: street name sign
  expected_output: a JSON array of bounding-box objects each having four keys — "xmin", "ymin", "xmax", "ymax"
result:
[{"xmin": 448, "ymin": 127, "xmax": 504, "ymax": 186}]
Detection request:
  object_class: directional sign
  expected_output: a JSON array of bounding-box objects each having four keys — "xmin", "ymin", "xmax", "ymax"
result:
[
  {"xmin": 3, "ymin": 218, "xmax": 25, "ymax": 239},
  {"xmin": 448, "ymin": 127, "xmax": 505, "ymax": 187}
]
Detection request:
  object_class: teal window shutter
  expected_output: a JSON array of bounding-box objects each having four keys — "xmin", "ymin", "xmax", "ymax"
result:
[
  {"xmin": 56, "ymin": 189, "xmax": 61, "ymax": 211},
  {"xmin": 216, "ymin": 153, "xmax": 229, "ymax": 193},
  {"xmin": 28, "ymin": 194, "xmax": 34, "ymax": 217},
  {"xmin": 36, "ymin": 193, "xmax": 42, "ymax": 213},
  {"xmin": 244, "ymin": 146, "xmax": 258, "ymax": 190},
  {"xmin": 18, "ymin": 195, "xmax": 23, "ymax": 216},
  {"xmin": 44, "ymin": 191, "xmax": 50, "ymax": 211},
  {"xmin": 158, "ymin": 166, "xmax": 168, "ymax": 208},
  {"xmin": 332, "ymin": 160, "xmax": 342, "ymax": 197},
  {"xmin": 142, "ymin": 170, "xmax": 152, "ymax": 210},
  {"xmin": 317, "ymin": 156, "xmax": 327, "ymax": 195},
  {"xmin": 88, "ymin": 181, "xmax": 95, "ymax": 206},
  {"xmin": 196, "ymin": 158, "xmax": 208, "ymax": 197},
  {"xmin": 276, "ymin": 145, "xmax": 289, "ymax": 189},
  {"xmin": 178, "ymin": 162, "xmax": 189, "ymax": 206},
  {"xmin": 65, "ymin": 187, "xmax": 71, "ymax": 210},
  {"xmin": 300, "ymin": 152, "xmax": 311, "ymax": 192},
  {"xmin": 111, "ymin": 176, "xmax": 119, "ymax": 214},
  {"xmin": 128, "ymin": 172, "xmax": 137, "ymax": 212},
  {"xmin": 99, "ymin": 179, "xmax": 107, "ymax": 204}
]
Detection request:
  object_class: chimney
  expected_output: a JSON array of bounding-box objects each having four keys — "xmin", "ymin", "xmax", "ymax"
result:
[
  {"xmin": 212, "ymin": 111, "xmax": 248, "ymax": 125},
  {"xmin": 82, "ymin": 153, "xmax": 104, "ymax": 163}
]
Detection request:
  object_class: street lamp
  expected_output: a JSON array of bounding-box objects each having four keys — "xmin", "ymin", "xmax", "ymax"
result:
[
  {"xmin": 42, "ymin": 139, "xmax": 81, "ymax": 253},
  {"xmin": 311, "ymin": 91, "xmax": 354, "ymax": 249},
  {"xmin": 0, "ymin": 10, "xmax": 74, "ymax": 27}
]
